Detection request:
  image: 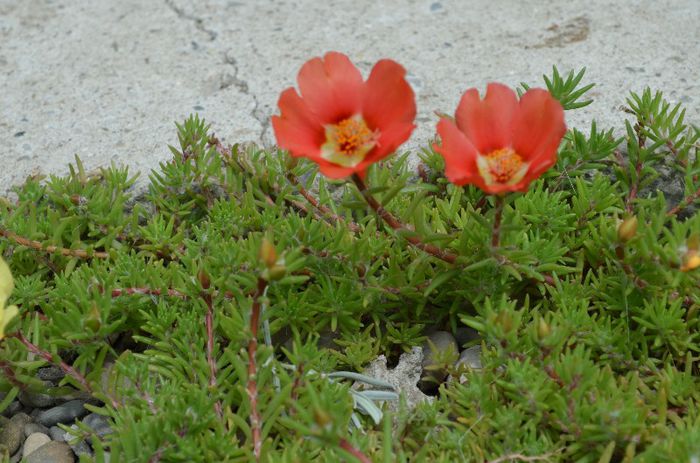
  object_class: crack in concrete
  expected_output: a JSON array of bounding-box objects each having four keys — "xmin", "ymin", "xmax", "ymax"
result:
[
  {"xmin": 163, "ymin": 0, "xmax": 217, "ymax": 41},
  {"xmin": 224, "ymin": 50, "xmax": 269, "ymax": 145}
]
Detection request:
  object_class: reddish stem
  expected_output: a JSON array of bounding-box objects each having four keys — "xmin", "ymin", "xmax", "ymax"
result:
[
  {"xmin": 667, "ymin": 186, "xmax": 700, "ymax": 217},
  {"xmin": 202, "ymin": 291, "xmax": 222, "ymax": 417},
  {"xmin": 247, "ymin": 277, "xmax": 268, "ymax": 461},
  {"xmin": 9, "ymin": 331, "xmax": 119, "ymax": 409},
  {"xmin": 339, "ymin": 438, "xmax": 372, "ymax": 463},
  {"xmin": 288, "ymin": 173, "xmax": 361, "ymax": 233},
  {"xmin": 351, "ymin": 174, "xmax": 458, "ymax": 264},
  {"xmin": 0, "ymin": 228, "xmax": 109, "ymax": 259}
]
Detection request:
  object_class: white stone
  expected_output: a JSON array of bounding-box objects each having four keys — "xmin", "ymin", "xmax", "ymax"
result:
[{"xmin": 22, "ymin": 432, "xmax": 51, "ymax": 458}]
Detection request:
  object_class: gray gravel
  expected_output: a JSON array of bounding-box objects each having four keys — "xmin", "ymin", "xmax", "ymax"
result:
[{"xmin": 36, "ymin": 400, "xmax": 88, "ymax": 427}]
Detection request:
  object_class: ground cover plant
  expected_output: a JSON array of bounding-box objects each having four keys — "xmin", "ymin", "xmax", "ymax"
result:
[{"xmin": 0, "ymin": 53, "xmax": 699, "ymax": 462}]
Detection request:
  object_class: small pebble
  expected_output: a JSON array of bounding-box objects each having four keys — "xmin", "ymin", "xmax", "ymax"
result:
[
  {"xmin": 23, "ymin": 432, "xmax": 51, "ymax": 458},
  {"xmin": 49, "ymin": 426, "xmax": 66, "ymax": 442},
  {"xmin": 454, "ymin": 326, "xmax": 481, "ymax": 348},
  {"xmin": 1, "ymin": 400, "xmax": 22, "ymax": 418},
  {"xmin": 0, "ymin": 415, "xmax": 23, "ymax": 455},
  {"xmin": 83, "ymin": 413, "xmax": 113, "ymax": 438},
  {"xmin": 456, "ymin": 345, "xmax": 482, "ymax": 370},
  {"xmin": 37, "ymin": 400, "xmax": 87, "ymax": 427},
  {"xmin": 24, "ymin": 441, "xmax": 75, "ymax": 463},
  {"xmin": 36, "ymin": 366, "xmax": 66, "ymax": 384},
  {"xmin": 65, "ymin": 424, "xmax": 92, "ymax": 457},
  {"xmin": 450, "ymin": 345, "xmax": 483, "ymax": 385},
  {"xmin": 24, "ymin": 422, "xmax": 50, "ymax": 438},
  {"xmin": 19, "ymin": 384, "xmax": 56, "ymax": 409},
  {"xmin": 421, "ymin": 331, "xmax": 459, "ymax": 383}
]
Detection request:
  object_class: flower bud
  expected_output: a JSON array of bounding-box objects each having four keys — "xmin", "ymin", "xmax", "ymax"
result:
[
  {"xmin": 197, "ymin": 268, "xmax": 211, "ymax": 290},
  {"xmin": 681, "ymin": 249, "xmax": 700, "ymax": 272},
  {"xmin": 617, "ymin": 216, "xmax": 638, "ymax": 242},
  {"xmin": 496, "ymin": 312, "xmax": 513, "ymax": 334},
  {"xmin": 537, "ymin": 318, "xmax": 551, "ymax": 339},
  {"xmin": 84, "ymin": 303, "xmax": 102, "ymax": 333},
  {"xmin": 313, "ymin": 408, "xmax": 332, "ymax": 428},
  {"xmin": 264, "ymin": 264, "xmax": 287, "ymax": 281},
  {"xmin": 680, "ymin": 235, "xmax": 700, "ymax": 272},
  {"xmin": 259, "ymin": 238, "xmax": 277, "ymax": 269}
]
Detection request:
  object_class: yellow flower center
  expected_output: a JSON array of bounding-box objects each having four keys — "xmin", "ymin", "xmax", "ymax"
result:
[
  {"xmin": 321, "ymin": 115, "xmax": 378, "ymax": 167},
  {"xmin": 476, "ymin": 148, "xmax": 528, "ymax": 185}
]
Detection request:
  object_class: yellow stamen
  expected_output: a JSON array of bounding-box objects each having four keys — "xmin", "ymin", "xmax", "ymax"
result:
[
  {"xmin": 476, "ymin": 147, "xmax": 528, "ymax": 185},
  {"xmin": 321, "ymin": 115, "xmax": 377, "ymax": 167}
]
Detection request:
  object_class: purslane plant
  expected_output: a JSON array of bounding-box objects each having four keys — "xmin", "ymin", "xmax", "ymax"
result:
[{"xmin": 0, "ymin": 53, "xmax": 698, "ymax": 462}]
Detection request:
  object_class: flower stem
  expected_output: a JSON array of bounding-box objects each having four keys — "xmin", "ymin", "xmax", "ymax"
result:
[
  {"xmin": 491, "ymin": 195, "xmax": 505, "ymax": 248},
  {"xmin": 247, "ymin": 276, "xmax": 268, "ymax": 461},
  {"xmin": 0, "ymin": 227, "xmax": 109, "ymax": 259},
  {"xmin": 351, "ymin": 174, "xmax": 458, "ymax": 264},
  {"xmin": 339, "ymin": 438, "xmax": 372, "ymax": 463}
]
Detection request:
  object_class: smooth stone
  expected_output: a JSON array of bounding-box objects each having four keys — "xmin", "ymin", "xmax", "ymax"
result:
[
  {"xmin": 11, "ymin": 412, "xmax": 32, "ymax": 426},
  {"xmin": 454, "ymin": 326, "xmax": 481, "ymax": 348},
  {"xmin": 64, "ymin": 424, "xmax": 92, "ymax": 457},
  {"xmin": 1, "ymin": 400, "xmax": 22, "ymax": 418},
  {"xmin": 49, "ymin": 426, "xmax": 66, "ymax": 442},
  {"xmin": 0, "ymin": 415, "xmax": 23, "ymax": 455},
  {"xmin": 83, "ymin": 413, "xmax": 112, "ymax": 438},
  {"xmin": 421, "ymin": 330, "xmax": 459, "ymax": 383},
  {"xmin": 36, "ymin": 400, "xmax": 87, "ymax": 427},
  {"xmin": 456, "ymin": 345, "xmax": 482, "ymax": 370},
  {"xmin": 23, "ymin": 432, "xmax": 51, "ymax": 458},
  {"xmin": 24, "ymin": 422, "xmax": 50, "ymax": 438},
  {"xmin": 19, "ymin": 383, "xmax": 56, "ymax": 409},
  {"xmin": 36, "ymin": 366, "xmax": 66, "ymax": 384},
  {"xmin": 24, "ymin": 441, "xmax": 75, "ymax": 463},
  {"xmin": 449, "ymin": 345, "xmax": 484, "ymax": 385}
]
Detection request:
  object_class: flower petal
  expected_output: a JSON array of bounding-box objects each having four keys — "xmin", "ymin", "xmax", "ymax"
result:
[
  {"xmin": 511, "ymin": 88, "xmax": 566, "ymax": 162},
  {"xmin": 364, "ymin": 122, "xmax": 415, "ymax": 163},
  {"xmin": 297, "ymin": 52, "xmax": 363, "ymax": 124},
  {"xmin": 434, "ymin": 119, "xmax": 485, "ymax": 187},
  {"xmin": 454, "ymin": 83, "xmax": 518, "ymax": 154},
  {"xmin": 362, "ymin": 59, "xmax": 416, "ymax": 133},
  {"xmin": 317, "ymin": 161, "xmax": 357, "ymax": 179},
  {"xmin": 272, "ymin": 88, "xmax": 324, "ymax": 158}
]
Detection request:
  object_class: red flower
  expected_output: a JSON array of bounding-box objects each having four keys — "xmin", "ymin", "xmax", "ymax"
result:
[
  {"xmin": 434, "ymin": 83, "xmax": 566, "ymax": 194},
  {"xmin": 272, "ymin": 52, "xmax": 416, "ymax": 178}
]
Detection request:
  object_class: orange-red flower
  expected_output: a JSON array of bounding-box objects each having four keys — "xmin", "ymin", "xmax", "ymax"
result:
[
  {"xmin": 272, "ymin": 52, "xmax": 416, "ymax": 178},
  {"xmin": 434, "ymin": 83, "xmax": 566, "ymax": 194}
]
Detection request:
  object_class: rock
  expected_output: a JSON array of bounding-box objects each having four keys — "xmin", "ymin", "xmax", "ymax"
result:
[
  {"xmin": 24, "ymin": 422, "xmax": 50, "ymax": 438},
  {"xmin": 1, "ymin": 400, "xmax": 22, "ymax": 418},
  {"xmin": 456, "ymin": 345, "xmax": 482, "ymax": 370},
  {"xmin": 10, "ymin": 412, "xmax": 32, "ymax": 428},
  {"xmin": 449, "ymin": 345, "xmax": 483, "ymax": 385},
  {"xmin": 83, "ymin": 413, "xmax": 112, "ymax": 438},
  {"xmin": 22, "ymin": 432, "xmax": 51, "ymax": 458},
  {"xmin": 49, "ymin": 426, "xmax": 66, "ymax": 442},
  {"xmin": 421, "ymin": 331, "xmax": 459, "ymax": 384},
  {"xmin": 10, "ymin": 447, "xmax": 23, "ymax": 463},
  {"xmin": 361, "ymin": 347, "xmax": 432, "ymax": 412},
  {"xmin": 64, "ymin": 424, "xmax": 92, "ymax": 457},
  {"xmin": 36, "ymin": 366, "xmax": 65, "ymax": 384},
  {"xmin": 24, "ymin": 441, "xmax": 75, "ymax": 463},
  {"xmin": 0, "ymin": 416, "xmax": 23, "ymax": 455},
  {"xmin": 454, "ymin": 326, "xmax": 481, "ymax": 348},
  {"xmin": 19, "ymin": 383, "xmax": 56, "ymax": 409},
  {"xmin": 36, "ymin": 400, "xmax": 87, "ymax": 427}
]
